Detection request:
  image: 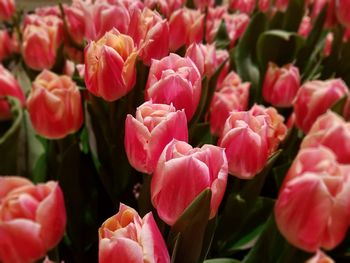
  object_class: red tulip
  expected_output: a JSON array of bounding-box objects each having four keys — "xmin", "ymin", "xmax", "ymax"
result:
[
  {"xmin": 228, "ymin": 0, "xmax": 256, "ymax": 14},
  {"xmin": 335, "ymin": 0, "xmax": 350, "ymax": 28},
  {"xmin": 0, "ymin": 176, "xmax": 66, "ymax": 263},
  {"xmin": 151, "ymin": 140, "xmax": 228, "ymax": 225},
  {"xmin": 0, "ymin": 0, "xmax": 14, "ymax": 21}
]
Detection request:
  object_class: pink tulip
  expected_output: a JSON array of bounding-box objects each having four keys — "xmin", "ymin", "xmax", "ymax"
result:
[
  {"xmin": 22, "ymin": 15, "xmax": 63, "ymax": 70},
  {"xmin": 125, "ymin": 101, "xmax": 188, "ymax": 174},
  {"xmin": 169, "ymin": 8, "xmax": 204, "ymax": 51},
  {"xmin": 84, "ymin": 29, "xmax": 137, "ymax": 101},
  {"xmin": 99, "ymin": 203, "xmax": 170, "ymax": 263},
  {"xmin": 228, "ymin": 0, "xmax": 256, "ymax": 14},
  {"xmin": 27, "ymin": 70, "xmax": 83, "ymax": 139},
  {"xmin": 0, "ymin": 0, "xmax": 14, "ymax": 21},
  {"xmin": 306, "ymin": 250, "xmax": 334, "ymax": 263},
  {"xmin": 145, "ymin": 53, "xmax": 202, "ymax": 121},
  {"xmin": 262, "ymin": 62, "xmax": 301, "ymax": 108},
  {"xmin": 63, "ymin": 4, "xmax": 86, "ymax": 44},
  {"xmin": 298, "ymin": 16, "xmax": 312, "ymax": 38},
  {"xmin": 275, "ymin": 147, "xmax": 350, "ymax": 252},
  {"xmin": 206, "ymin": 6, "xmax": 227, "ymax": 44},
  {"xmin": 209, "ymin": 71, "xmax": 250, "ymax": 136},
  {"xmin": 293, "ymin": 79, "xmax": 349, "ymax": 133},
  {"xmin": 0, "ymin": 64, "xmax": 25, "ymax": 120},
  {"xmin": 128, "ymin": 8, "xmax": 169, "ymax": 65},
  {"xmin": 301, "ymin": 111, "xmax": 350, "ymax": 164},
  {"xmin": 335, "ymin": 0, "xmax": 350, "ymax": 28},
  {"xmin": 144, "ymin": 0, "xmax": 185, "ymax": 18},
  {"xmin": 0, "ymin": 30, "xmax": 16, "ymax": 61},
  {"xmin": 0, "ymin": 176, "xmax": 66, "ymax": 263},
  {"xmin": 185, "ymin": 43, "xmax": 229, "ymax": 80},
  {"xmin": 194, "ymin": 0, "xmax": 214, "ymax": 9},
  {"xmin": 275, "ymin": 0, "xmax": 289, "ymax": 12},
  {"xmin": 151, "ymin": 140, "xmax": 228, "ymax": 225},
  {"xmin": 219, "ymin": 110, "xmax": 269, "ymax": 179},
  {"xmin": 323, "ymin": 32, "xmax": 333, "ymax": 57},
  {"xmin": 311, "ymin": 0, "xmax": 337, "ymax": 28},
  {"xmin": 224, "ymin": 13, "xmax": 250, "ymax": 47},
  {"xmin": 258, "ymin": 0, "xmax": 270, "ymax": 12}
]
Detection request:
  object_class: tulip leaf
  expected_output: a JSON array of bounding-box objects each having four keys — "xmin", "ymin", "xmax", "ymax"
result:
[
  {"xmin": 215, "ymin": 20, "xmax": 231, "ymax": 50},
  {"xmin": 331, "ymin": 96, "xmax": 348, "ymax": 116},
  {"xmin": 334, "ymin": 40, "xmax": 350, "ymax": 87},
  {"xmin": 282, "ymin": 0, "xmax": 304, "ymax": 32},
  {"xmin": 0, "ymin": 97, "xmax": 23, "ymax": 174},
  {"xmin": 169, "ymin": 189, "xmax": 212, "ymax": 263},
  {"xmin": 12, "ymin": 63, "xmax": 32, "ymax": 94},
  {"xmin": 204, "ymin": 259, "xmax": 240, "ymax": 263},
  {"xmin": 199, "ymin": 217, "xmax": 218, "ymax": 262},
  {"xmin": 235, "ymin": 12, "xmax": 267, "ymax": 105}
]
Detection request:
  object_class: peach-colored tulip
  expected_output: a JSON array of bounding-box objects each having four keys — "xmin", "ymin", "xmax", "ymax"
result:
[
  {"xmin": 99, "ymin": 203, "xmax": 170, "ymax": 263},
  {"xmin": 209, "ymin": 71, "xmax": 250, "ymax": 135},
  {"xmin": 306, "ymin": 250, "xmax": 334, "ymax": 263},
  {"xmin": 169, "ymin": 8, "xmax": 204, "ymax": 51},
  {"xmin": 293, "ymin": 79, "xmax": 349, "ymax": 133},
  {"xmin": 151, "ymin": 140, "xmax": 228, "ymax": 225},
  {"xmin": 275, "ymin": 147, "xmax": 350, "ymax": 252},
  {"xmin": 0, "ymin": 176, "xmax": 66, "ymax": 263},
  {"xmin": 219, "ymin": 110, "xmax": 269, "ymax": 179},
  {"xmin": 22, "ymin": 15, "xmax": 63, "ymax": 70},
  {"xmin": 0, "ymin": 0, "xmax": 14, "ymax": 21},
  {"xmin": 262, "ymin": 62, "xmax": 301, "ymax": 107},
  {"xmin": 125, "ymin": 101, "xmax": 188, "ymax": 174},
  {"xmin": 128, "ymin": 8, "xmax": 169, "ymax": 65},
  {"xmin": 145, "ymin": 53, "xmax": 202, "ymax": 121},
  {"xmin": 0, "ymin": 64, "xmax": 25, "ymax": 120},
  {"xmin": 185, "ymin": 43, "xmax": 229, "ymax": 79},
  {"xmin": 27, "ymin": 70, "xmax": 83, "ymax": 139},
  {"xmin": 301, "ymin": 111, "xmax": 350, "ymax": 164},
  {"xmin": 84, "ymin": 29, "xmax": 137, "ymax": 101}
]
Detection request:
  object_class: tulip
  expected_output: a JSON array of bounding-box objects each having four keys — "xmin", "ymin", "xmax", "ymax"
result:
[
  {"xmin": 22, "ymin": 15, "xmax": 63, "ymax": 70},
  {"xmin": 219, "ymin": 110, "xmax": 269, "ymax": 179},
  {"xmin": 209, "ymin": 71, "xmax": 250, "ymax": 136},
  {"xmin": 224, "ymin": 13, "xmax": 250, "ymax": 47},
  {"xmin": 151, "ymin": 140, "xmax": 228, "ymax": 225},
  {"xmin": 185, "ymin": 43, "xmax": 229, "ymax": 79},
  {"xmin": 228, "ymin": 0, "xmax": 256, "ymax": 14},
  {"xmin": 206, "ymin": 6, "xmax": 227, "ymax": 44},
  {"xmin": 128, "ymin": 8, "xmax": 169, "ymax": 65},
  {"xmin": 275, "ymin": 147, "xmax": 350, "ymax": 252},
  {"xmin": 0, "ymin": 176, "xmax": 66, "ymax": 263},
  {"xmin": 169, "ymin": 8, "xmax": 204, "ymax": 51},
  {"xmin": 335, "ymin": 0, "xmax": 350, "ymax": 28},
  {"xmin": 306, "ymin": 250, "xmax": 334, "ymax": 263},
  {"xmin": 194, "ymin": 0, "xmax": 214, "ymax": 9},
  {"xmin": 323, "ymin": 32, "xmax": 333, "ymax": 57},
  {"xmin": 27, "ymin": 70, "xmax": 83, "ymax": 139},
  {"xmin": 125, "ymin": 101, "xmax": 188, "ymax": 174},
  {"xmin": 99, "ymin": 203, "xmax": 170, "ymax": 263},
  {"xmin": 145, "ymin": 53, "xmax": 202, "ymax": 121},
  {"xmin": 84, "ymin": 29, "xmax": 137, "ymax": 101},
  {"xmin": 258, "ymin": 0, "xmax": 269, "ymax": 12},
  {"xmin": 301, "ymin": 111, "xmax": 350, "ymax": 164},
  {"xmin": 293, "ymin": 79, "xmax": 349, "ymax": 133},
  {"xmin": 63, "ymin": 4, "xmax": 86, "ymax": 44},
  {"xmin": 298, "ymin": 16, "xmax": 312, "ymax": 38},
  {"xmin": 262, "ymin": 62, "xmax": 301, "ymax": 108},
  {"xmin": 0, "ymin": 64, "xmax": 25, "ymax": 120},
  {"xmin": 275, "ymin": 0, "xmax": 289, "ymax": 12},
  {"xmin": 144, "ymin": 0, "xmax": 185, "ymax": 18},
  {"xmin": 0, "ymin": 30, "xmax": 16, "ymax": 62},
  {"xmin": 0, "ymin": 0, "xmax": 14, "ymax": 21}
]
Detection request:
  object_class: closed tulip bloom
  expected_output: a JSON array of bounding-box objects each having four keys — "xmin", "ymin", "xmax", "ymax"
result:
[
  {"xmin": 219, "ymin": 110, "xmax": 269, "ymax": 179},
  {"xmin": 27, "ymin": 70, "xmax": 83, "ymax": 139},
  {"xmin": 169, "ymin": 8, "xmax": 204, "ymax": 51},
  {"xmin": 22, "ymin": 15, "xmax": 63, "ymax": 70},
  {"xmin": 294, "ymin": 79, "xmax": 349, "ymax": 133},
  {"xmin": 63, "ymin": 4, "xmax": 86, "ymax": 44},
  {"xmin": 0, "ymin": 64, "xmax": 25, "ymax": 120},
  {"xmin": 224, "ymin": 13, "xmax": 250, "ymax": 47},
  {"xmin": 298, "ymin": 16, "xmax": 312, "ymax": 38},
  {"xmin": 209, "ymin": 71, "xmax": 250, "ymax": 136},
  {"xmin": 84, "ymin": 29, "xmax": 137, "ymax": 101},
  {"xmin": 151, "ymin": 140, "xmax": 228, "ymax": 225},
  {"xmin": 0, "ymin": 0, "xmax": 14, "ymax": 21},
  {"xmin": 99, "ymin": 203, "xmax": 170, "ymax": 263},
  {"xmin": 0, "ymin": 176, "xmax": 66, "ymax": 263},
  {"xmin": 306, "ymin": 250, "xmax": 334, "ymax": 263},
  {"xmin": 301, "ymin": 111, "xmax": 350, "ymax": 164},
  {"xmin": 144, "ymin": 0, "xmax": 185, "ymax": 18},
  {"xmin": 145, "ymin": 53, "xmax": 201, "ymax": 121},
  {"xmin": 228, "ymin": 0, "xmax": 256, "ymax": 14},
  {"xmin": 206, "ymin": 6, "xmax": 227, "ymax": 44},
  {"xmin": 262, "ymin": 62, "xmax": 301, "ymax": 108},
  {"xmin": 125, "ymin": 101, "xmax": 188, "ymax": 174},
  {"xmin": 275, "ymin": 147, "xmax": 350, "ymax": 252},
  {"xmin": 128, "ymin": 8, "xmax": 169, "ymax": 65},
  {"xmin": 335, "ymin": 0, "xmax": 350, "ymax": 28}
]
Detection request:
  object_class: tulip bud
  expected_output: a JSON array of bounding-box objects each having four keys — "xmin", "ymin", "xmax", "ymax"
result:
[
  {"xmin": 209, "ymin": 71, "xmax": 250, "ymax": 136},
  {"xmin": 125, "ymin": 101, "xmax": 188, "ymax": 174},
  {"xmin": 0, "ymin": 64, "xmax": 25, "ymax": 120},
  {"xmin": 0, "ymin": 176, "xmax": 66, "ymax": 263},
  {"xmin": 27, "ymin": 70, "xmax": 83, "ymax": 139},
  {"xmin": 169, "ymin": 8, "xmax": 204, "ymax": 51},
  {"xmin": 84, "ymin": 29, "xmax": 137, "ymax": 101},
  {"xmin": 99, "ymin": 203, "xmax": 170, "ymax": 263},
  {"xmin": 301, "ymin": 111, "xmax": 350, "ymax": 164},
  {"xmin": 0, "ymin": 0, "xmax": 14, "ymax": 21},
  {"xmin": 151, "ymin": 140, "xmax": 228, "ymax": 225},
  {"xmin": 275, "ymin": 147, "xmax": 350, "ymax": 252},
  {"xmin": 293, "ymin": 79, "xmax": 349, "ymax": 133},
  {"xmin": 145, "ymin": 53, "xmax": 202, "ymax": 121},
  {"xmin": 298, "ymin": 16, "xmax": 312, "ymax": 38},
  {"xmin": 262, "ymin": 62, "xmax": 301, "ymax": 108},
  {"xmin": 144, "ymin": 0, "xmax": 185, "ymax": 18}
]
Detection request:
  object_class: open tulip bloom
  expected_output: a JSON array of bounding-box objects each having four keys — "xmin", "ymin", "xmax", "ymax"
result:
[{"xmin": 2, "ymin": 0, "xmax": 350, "ymax": 262}]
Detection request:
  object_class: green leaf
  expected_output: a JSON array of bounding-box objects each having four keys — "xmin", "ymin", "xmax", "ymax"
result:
[
  {"xmin": 335, "ymin": 41, "xmax": 350, "ymax": 87},
  {"xmin": 331, "ymin": 96, "xmax": 348, "ymax": 116},
  {"xmin": 215, "ymin": 20, "xmax": 231, "ymax": 50},
  {"xmin": 204, "ymin": 259, "xmax": 240, "ymax": 263},
  {"xmin": 12, "ymin": 63, "xmax": 32, "ymax": 95},
  {"xmin": 0, "ymin": 97, "xmax": 23, "ymax": 174},
  {"xmin": 169, "ymin": 189, "xmax": 212, "ymax": 263},
  {"xmin": 235, "ymin": 13, "xmax": 268, "ymax": 105},
  {"xmin": 282, "ymin": 0, "xmax": 304, "ymax": 32}
]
